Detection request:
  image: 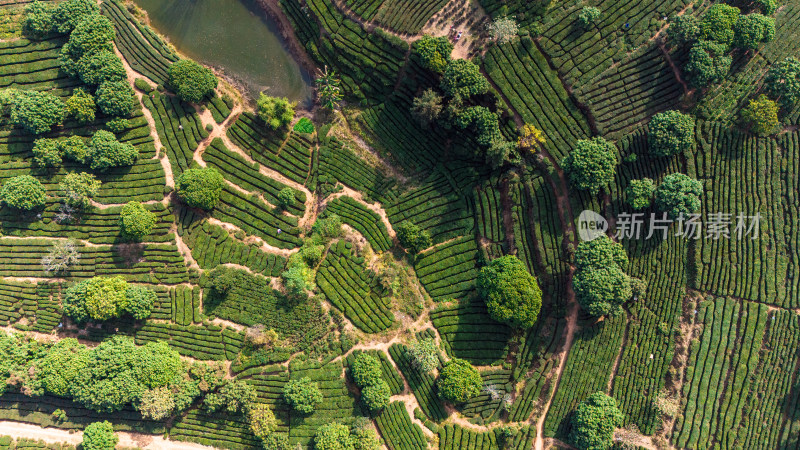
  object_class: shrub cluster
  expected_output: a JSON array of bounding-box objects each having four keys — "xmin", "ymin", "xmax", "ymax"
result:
[
  {"xmin": 573, "ymin": 236, "xmax": 633, "ymax": 317},
  {"xmin": 351, "ymin": 353, "xmax": 391, "ymax": 413},
  {"xmin": 62, "ymin": 276, "xmax": 156, "ymax": 322}
]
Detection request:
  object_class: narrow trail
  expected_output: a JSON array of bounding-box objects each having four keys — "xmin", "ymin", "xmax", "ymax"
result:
[{"xmin": 0, "ymin": 420, "xmax": 216, "ymax": 450}]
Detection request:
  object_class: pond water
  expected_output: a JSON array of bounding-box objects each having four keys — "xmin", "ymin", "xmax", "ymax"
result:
[{"xmin": 133, "ymin": 0, "xmax": 313, "ymax": 105}]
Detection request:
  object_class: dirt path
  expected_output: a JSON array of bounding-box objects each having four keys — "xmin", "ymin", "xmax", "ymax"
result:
[{"xmin": 0, "ymin": 420, "xmax": 216, "ymax": 450}]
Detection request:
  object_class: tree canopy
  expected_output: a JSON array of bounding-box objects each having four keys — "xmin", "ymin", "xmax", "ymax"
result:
[
  {"xmin": 256, "ymin": 94, "xmax": 295, "ymax": 130},
  {"xmin": 668, "ymin": 15, "xmax": 700, "ymax": 46},
  {"xmin": 82, "ymin": 421, "xmax": 118, "ymax": 450},
  {"xmin": 60, "ymin": 172, "xmax": 100, "ymax": 209},
  {"xmin": 655, "ymin": 173, "xmax": 703, "ymax": 219},
  {"xmin": 764, "ymin": 57, "xmax": 800, "ymax": 108},
  {"xmin": 175, "ymin": 167, "xmax": 224, "ymax": 211},
  {"xmin": 732, "ymin": 14, "xmax": 775, "ymax": 50},
  {"xmin": 96, "ymin": 80, "xmax": 136, "ymax": 117},
  {"xmin": 168, "ymin": 59, "xmax": 218, "ymax": 103},
  {"xmin": 87, "ymin": 130, "xmax": 138, "ymax": 170},
  {"xmin": 741, "ymin": 94, "xmax": 779, "ymax": 136},
  {"xmin": 562, "ymin": 137, "xmax": 618, "ymax": 194},
  {"xmin": 577, "ymin": 7, "xmax": 601, "ymax": 29},
  {"xmin": 415, "ymin": 35, "xmax": 453, "ymax": 73},
  {"xmin": 66, "ymin": 88, "xmax": 96, "ymax": 124},
  {"xmin": 440, "ymin": 59, "xmax": 490, "ymax": 99},
  {"xmin": 568, "ymin": 392, "xmax": 625, "ymax": 450},
  {"xmin": 685, "ymin": 40, "xmax": 732, "ymax": 88},
  {"xmin": 625, "ymin": 178, "xmax": 656, "ymax": 210},
  {"xmin": 477, "ymin": 255, "xmax": 542, "ymax": 329},
  {"xmin": 283, "ymin": 377, "xmax": 323, "ymax": 414},
  {"xmin": 573, "ymin": 236, "xmax": 632, "ymax": 317},
  {"xmin": 10, "ymin": 90, "xmax": 65, "ymax": 134},
  {"xmin": 120, "ymin": 201, "xmax": 157, "ymax": 241},
  {"xmin": 648, "ymin": 110, "xmax": 695, "ymax": 157},
  {"xmin": 700, "ymin": 3, "xmax": 740, "ymax": 47},
  {"xmin": 62, "ymin": 276, "xmax": 155, "ymax": 322},
  {"xmin": 437, "ymin": 358, "xmax": 482, "ymax": 403},
  {"xmin": 396, "ymin": 221, "xmax": 432, "ymax": 253},
  {"xmin": 0, "ymin": 175, "xmax": 46, "ymax": 210}
]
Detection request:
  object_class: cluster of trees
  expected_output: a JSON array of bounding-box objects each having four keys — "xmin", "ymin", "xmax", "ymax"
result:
[
  {"xmin": 573, "ymin": 236, "xmax": 636, "ymax": 317},
  {"xmin": 0, "ymin": 332, "xmax": 237, "ymax": 420},
  {"xmin": 477, "ymin": 255, "xmax": 542, "ymax": 329},
  {"xmin": 314, "ymin": 419, "xmax": 382, "ymax": 450},
  {"xmin": 31, "ymin": 132, "xmax": 138, "ymax": 171},
  {"xmin": 350, "ymin": 353, "xmax": 391, "ymax": 413},
  {"xmin": 669, "ymin": 4, "xmax": 776, "ymax": 89},
  {"xmin": 411, "ymin": 36, "xmax": 515, "ymax": 169},
  {"xmin": 62, "ymin": 275, "xmax": 156, "ymax": 322}
]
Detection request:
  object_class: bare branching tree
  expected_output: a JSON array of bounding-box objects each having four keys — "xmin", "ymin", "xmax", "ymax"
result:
[{"xmin": 41, "ymin": 239, "xmax": 80, "ymax": 275}]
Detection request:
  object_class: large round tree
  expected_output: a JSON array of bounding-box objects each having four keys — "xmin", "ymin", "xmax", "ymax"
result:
[
  {"xmin": 573, "ymin": 236, "xmax": 632, "ymax": 317},
  {"xmin": 0, "ymin": 175, "xmax": 46, "ymax": 210},
  {"xmin": 10, "ymin": 90, "xmax": 65, "ymax": 135},
  {"xmin": 175, "ymin": 167, "xmax": 224, "ymax": 211},
  {"xmin": 437, "ymin": 358, "xmax": 481, "ymax": 403},
  {"xmin": 568, "ymin": 392, "xmax": 624, "ymax": 450},
  {"xmin": 655, "ymin": 173, "xmax": 703, "ymax": 219},
  {"xmin": 562, "ymin": 137, "xmax": 618, "ymax": 194},
  {"xmin": 477, "ymin": 255, "xmax": 542, "ymax": 329},
  {"xmin": 764, "ymin": 57, "xmax": 800, "ymax": 108},
  {"xmin": 648, "ymin": 110, "xmax": 695, "ymax": 157},
  {"xmin": 168, "ymin": 59, "xmax": 218, "ymax": 103}
]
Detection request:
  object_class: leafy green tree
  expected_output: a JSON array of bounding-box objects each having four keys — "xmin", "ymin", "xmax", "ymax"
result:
[
  {"xmin": 654, "ymin": 173, "xmax": 703, "ymax": 218},
  {"xmin": 453, "ymin": 105, "xmax": 502, "ymax": 147},
  {"xmin": 60, "ymin": 135, "xmax": 89, "ymax": 163},
  {"xmin": 562, "ymin": 137, "xmax": 618, "ymax": 194},
  {"xmin": 66, "ymin": 88, "xmax": 95, "ymax": 124},
  {"xmin": 119, "ymin": 201, "xmax": 156, "ymax": 241},
  {"xmin": 96, "ymin": 80, "xmax": 136, "ymax": 117},
  {"xmin": 350, "ymin": 353, "xmax": 383, "ymax": 387},
  {"xmin": 573, "ymin": 236, "xmax": 631, "ymax": 317},
  {"xmin": 204, "ymin": 380, "xmax": 256, "ymax": 414},
  {"xmin": 257, "ymin": 94, "xmax": 295, "ymax": 130},
  {"xmin": 248, "ymin": 403, "xmax": 277, "ymax": 440},
  {"xmin": 700, "ymin": 3, "xmax": 741, "ymax": 46},
  {"xmin": 82, "ymin": 421, "xmax": 118, "ymax": 450},
  {"xmin": 440, "ymin": 59, "xmax": 490, "ymax": 99},
  {"xmin": 741, "ymin": 94, "xmax": 779, "ymax": 135},
  {"xmin": 487, "ymin": 16, "xmax": 519, "ymax": 43},
  {"xmin": 648, "ymin": 110, "xmax": 695, "ymax": 157},
  {"xmin": 764, "ymin": 57, "xmax": 800, "ymax": 108},
  {"xmin": 138, "ymin": 386, "xmax": 175, "ymax": 420},
  {"xmin": 59, "ymin": 171, "xmax": 100, "ymax": 208},
  {"xmin": 52, "ymin": 0, "xmax": 99, "ymax": 33},
  {"xmin": 437, "ymin": 359, "xmax": 482, "ymax": 403},
  {"xmin": 63, "ymin": 275, "xmax": 127, "ymax": 322},
  {"xmin": 486, "ymin": 137, "xmax": 515, "ymax": 169},
  {"xmin": 568, "ymin": 392, "xmax": 625, "ymax": 450},
  {"xmin": 277, "ymin": 187, "xmax": 295, "ymax": 209},
  {"xmin": 60, "ymin": 13, "xmax": 115, "ymax": 64},
  {"xmin": 0, "ymin": 175, "xmax": 46, "ymax": 210},
  {"xmin": 87, "ymin": 130, "xmax": 138, "ymax": 170},
  {"xmin": 175, "ymin": 167, "xmax": 224, "ymax": 210},
  {"xmin": 351, "ymin": 420, "xmax": 381, "ymax": 450},
  {"xmin": 32, "ymin": 138, "xmax": 62, "ymax": 168},
  {"xmin": 396, "ymin": 221, "xmax": 432, "ymax": 253},
  {"xmin": 625, "ymin": 178, "xmax": 656, "ymax": 210},
  {"xmin": 573, "ymin": 267, "xmax": 632, "ymax": 317},
  {"xmin": 685, "ymin": 40, "xmax": 732, "ymax": 88},
  {"xmin": 314, "ymin": 423, "xmax": 355, "ymax": 450},
  {"xmin": 411, "ymin": 88, "xmax": 443, "ymax": 126},
  {"xmin": 122, "ymin": 285, "xmax": 156, "ymax": 320},
  {"xmin": 732, "ymin": 13, "xmax": 775, "ymax": 50},
  {"xmin": 23, "ymin": 1, "xmax": 54, "ymax": 38},
  {"xmin": 754, "ymin": 0, "xmax": 778, "ymax": 15},
  {"xmin": 361, "ymin": 381, "xmax": 390, "ymax": 413},
  {"xmin": 415, "ymin": 35, "xmax": 453, "ymax": 73},
  {"xmin": 668, "ymin": 15, "xmax": 700, "ymax": 46},
  {"xmin": 261, "ymin": 434, "xmax": 291, "ymax": 450},
  {"xmin": 281, "ymin": 258, "xmax": 314, "ymax": 297},
  {"xmin": 283, "ymin": 377, "xmax": 323, "ymax": 414},
  {"xmin": 312, "ymin": 214, "xmax": 343, "ymax": 238},
  {"xmin": 477, "ymin": 255, "xmax": 542, "ymax": 329},
  {"xmin": 37, "ymin": 338, "xmax": 89, "ymax": 397},
  {"xmin": 10, "ymin": 90, "xmax": 65, "ymax": 134},
  {"xmin": 167, "ymin": 59, "xmax": 218, "ymax": 103},
  {"xmin": 407, "ymin": 338, "xmax": 439, "ymax": 373},
  {"xmin": 75, "ymin": 50, "xmax": 126, "ymax": 86},
  {"xmin": 577, "ymin": 6, "xmax": 601, "ymax": 29}
]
